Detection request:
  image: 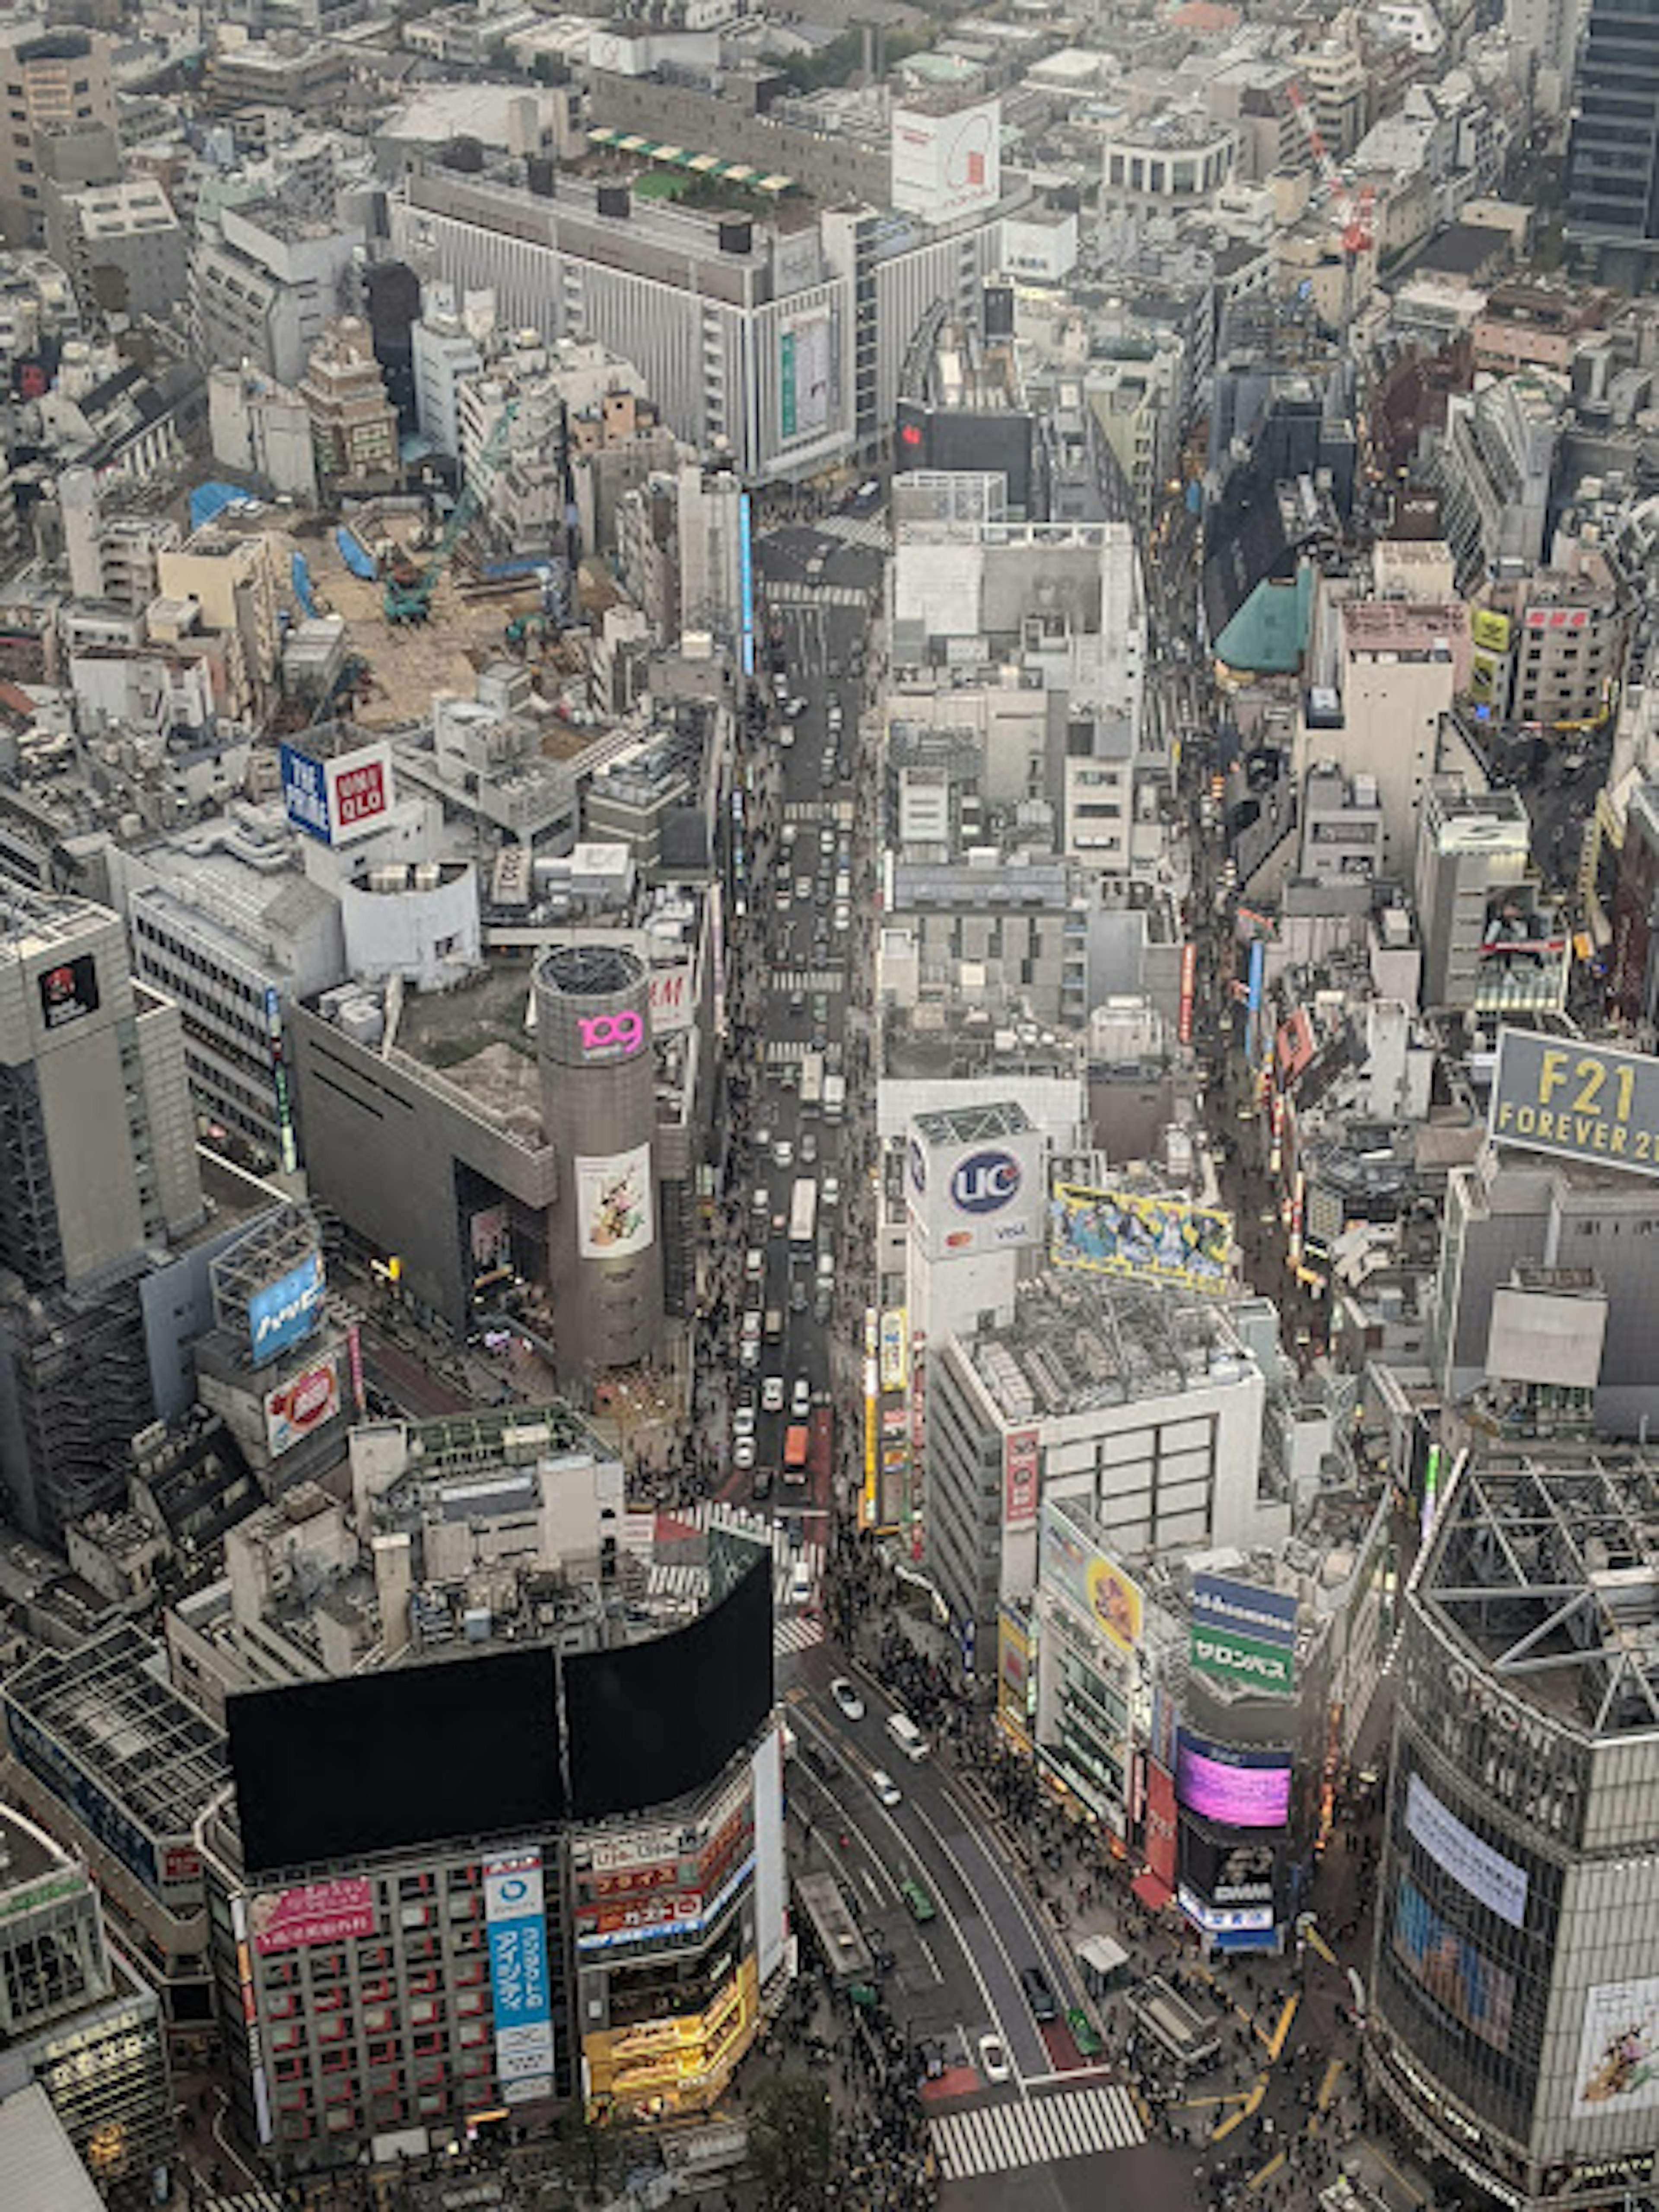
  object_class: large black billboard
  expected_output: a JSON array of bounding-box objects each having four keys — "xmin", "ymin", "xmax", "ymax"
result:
[
  {"xmin": 228, "ymin": 1560, "xmax": 774, "ymax": 1873},
  {"xmin": 229, "ymin": 1646, "xmax": 563, "ymax": 1876},
  {"xmin": 565, "ymin": 1556, "xmax": 773, "ymax": 1821}
]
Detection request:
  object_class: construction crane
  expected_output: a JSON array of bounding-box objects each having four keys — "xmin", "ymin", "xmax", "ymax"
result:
[
  {"xmin": 383, "ymin": 397, "xmax": 521, "ymax": 625},
  {"xmin": 1285, "ymin": 80, "xmax": 1374, "ymax": 262}
]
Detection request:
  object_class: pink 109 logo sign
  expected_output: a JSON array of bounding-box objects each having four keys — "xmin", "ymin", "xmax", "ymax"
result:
[{"xmin": 577, "ymin": 1011, "xmax": 645, "ymax": 1060}]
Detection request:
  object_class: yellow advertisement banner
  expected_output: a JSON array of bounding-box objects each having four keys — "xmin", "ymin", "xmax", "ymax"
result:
[{"xmin": 1050, "ymin": 1184, "xmax": 1231, "ymax": 1293}]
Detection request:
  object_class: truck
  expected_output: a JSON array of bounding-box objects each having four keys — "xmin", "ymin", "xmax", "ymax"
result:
[
  {"xmin": 783, "ymin": 1424, "xmax": 810, "ymax": 1484},
  {"xmin": 823, "ymin": 1072, "xmax": 846, "ymax": 1122}
]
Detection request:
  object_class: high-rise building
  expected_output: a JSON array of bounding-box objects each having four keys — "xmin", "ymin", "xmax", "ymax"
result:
[
  {"xmin": 0, "ymin": 885, "xmax": 203, "ymax": 1544},
  {"xmin": 1370, "ymin": 1448, "xmax": 1659, "ymax": 2212},
  {"xmin": 1566, "ymin": 0, "xmax": 1659, "ymax": 278}
]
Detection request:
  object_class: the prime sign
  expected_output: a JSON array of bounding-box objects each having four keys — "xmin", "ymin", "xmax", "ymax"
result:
[{"xmin": 1488, "ymin": 1028, "xmax": 1659, "ymax": 1179}]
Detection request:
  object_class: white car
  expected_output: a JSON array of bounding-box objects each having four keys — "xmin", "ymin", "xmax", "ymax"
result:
[
  {"xmin": 762, "ymin": 1375, "xmax": 785, "ymax": 1414},
  {"xmin": 734, "ymin": 1435, "xmax": 757, "ymax": 1471},
  {"xmin": 745, "ymin": 1248, "xmax": 765, "ymax": 1280},
  {"xmin": 733, "ymin": 1405, "xmax": 757, "ymax": 1441},
  {"xmin": 773, "ymin": 1138, "xmax": 794, "ymax": 1170},
  {"xmin": 870, "ymin": 1767, "xmax": 902, "ymax": 1808},
  {"xmin": 978, "ymin": 2033, "xmax": 1011, "ymax": 2084},
  {"xmin": 822, "ymin": 1173, "xmax": 841, "ymax": 1209},
  {"xmin": 791, "ymin": 1377, "xmax": 811, "ymax": 1419},
  {"xmin": 830, "ymin": 1677, "xmax": 865, "ymax": 1722}
]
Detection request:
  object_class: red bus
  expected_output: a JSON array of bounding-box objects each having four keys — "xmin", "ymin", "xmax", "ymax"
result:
[
  {"xmin": 783, "ymin": 1424, "xmax": 809, "ymax": 1481},
  {"xmin": 809, "ymin": 1406, "xmax": 833, "ymax": 1491}
]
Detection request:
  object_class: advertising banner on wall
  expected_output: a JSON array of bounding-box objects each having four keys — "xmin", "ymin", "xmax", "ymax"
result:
[
  {"xmin": 1190, "ymin": 1573, "xmax": 1297, "ymax": 1693},
  {"xmin": 1145, "ymin": 1761, "xmax": 1179, "ymax": 1891},
  {"xmin": 1404, "ymin": 1775, "xmax": 1529, "ymax": 1928},
  {"xmin": 485, "ymin": 1853, "xmax": 555, "ymax": 2103},
  {"xmin": 249, "ymin": 1878, "xmax": 376, "ymax": 1956},
  {"xmin": 1488, "ymin": 1028, "xmax": 1659, "ymax": 1179},
  {"xmin": 1003, "ymin": 1428, "xmax": 1040, "ymax": 1528},
  {"xmin": 247, "ymin": 1249, "xmax": 325, "ymax": 1367},
  {"xmin": 891, "ymin": 96, "xmax": 1001, "ymax": 221},
  {"xmin": 281, "ymin": 740, "xmax": 395, "ymax": 846},
  {"xmin": 1174, "ymin": 1732, "xmax": 1291, "ymax": 1829},
  {"xmin": 1039, "ymin": 1499, "xmax": 1142, "ymax": 1652},
  {"xmin": 1391, "ymin": 1873, "xmax": 1515, "ymax": 2052},
  {"xmin": 1191, "ymin": 1624, "xmax": 1295, "ymax": 1695},
  {"xmin": 879, "ymin": 1310, "xmax": 908, "ymax": 1395},
  {"xmin": 738, "ymin": 489, "xmax": 755, "ymax": 678},
  {"xmin": 779, "ymin": 308, "xmax": 831, "ymax": 443},
  {"xmin": 264, "ymin": 1357, "xmax": 341, "ymax": 1459},
  {"xmin": 37, "ymin": 952, "xmax": 100, "ymax": 1031},
  {"xmin": 647, "ymin": 959, "xmax": 696, "ymax": 1036},
  {"xmin": 575, "ymin": 1145, "xmax": 655, "ymax": 1261},
  {"xmin": 1572, "ymin": 1976, "xmax": 1659, "ymax": 2120},
  {"xmin": 1051, "ymin": 1185, "xmax": 1231, "ymax": 1293}
]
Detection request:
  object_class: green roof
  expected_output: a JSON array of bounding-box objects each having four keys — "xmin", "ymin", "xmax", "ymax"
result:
[{"xmin": 1214, "ymin": 564, "xmax": 1313, "ymax": 677}]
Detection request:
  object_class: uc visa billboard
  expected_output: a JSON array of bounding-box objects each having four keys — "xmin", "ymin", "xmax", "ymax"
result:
[
  {"xmin": 1051, "ymin": 1183, "xmax": 1232, "ymax": 1294},
  {"xmin": 906, "ymin": 1121, "xmax": 1047, "ymax": 1262}
]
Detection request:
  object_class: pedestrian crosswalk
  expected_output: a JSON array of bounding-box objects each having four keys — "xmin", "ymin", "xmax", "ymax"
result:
[
  {"xmin": 696, "ymin": 1503, "xmax": 823, "ymax": 1583},
  {"xmin": 820, "ymin": 513, "xmax": 892, "ymax": 553},
  {"xmin": 766, "ymin": 579, "xmax": 869, "ymax": 609},
  {"xmin": 773, "ymin": 969, "xmax": 844, "ymax": 994},
  {"xmin": 776, "ymin": 1613, "xmax": 826, "ymax": 1656},
  {"xmin": 191, "ymin": 2187, "xmax": 287, "ymax": 2212},
  {"xmin": 764, "ymin": 1039, "xmax": 808, "ymax": 1065},
  {"xmin": 930, "ymin": 2084, "xmax": 1144, "ymax": 2182},
  {"xmin": 784, "ymin": 801, "xmax": 831, "ymax": 823}
]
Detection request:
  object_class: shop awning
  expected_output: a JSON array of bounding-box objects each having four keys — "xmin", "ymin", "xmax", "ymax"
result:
[{"xmin": 1132, "ymin": 1869, "xmax": 1173, "ymax": 1912}]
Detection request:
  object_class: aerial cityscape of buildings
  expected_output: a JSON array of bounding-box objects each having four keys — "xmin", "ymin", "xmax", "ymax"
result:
[{"xmin": 0, "ymin": 0, "xmax": 1651, "ymax": 2210}]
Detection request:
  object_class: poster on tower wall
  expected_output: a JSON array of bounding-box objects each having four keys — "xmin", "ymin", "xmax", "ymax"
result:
[
  {"xmin": 778, "ymin": 308, "xmax": 831, "ymax": 443},
  {"xmin": 575, "ymin": 1145, "xmax": 655, "ymax": 1261},
  {"xmin": 1573, "ymin": 1977, "xmax": 1659, "ymax": 2121}
]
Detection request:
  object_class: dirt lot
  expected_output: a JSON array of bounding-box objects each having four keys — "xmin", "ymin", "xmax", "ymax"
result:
[{"xmin": 275, "ymin": 513, "xmax": 544, "ymax": 728}]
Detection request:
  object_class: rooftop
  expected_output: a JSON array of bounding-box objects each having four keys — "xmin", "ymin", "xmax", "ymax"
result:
[
  {"xmin": 1422, "ymin": 1453, "xmax": 1659, "ymax": 1736},
  {"xmin": 959, "ymin": 1274, "xmax": 1254, "ymax": 1424},
  {"xmin": 4, "ymin": 1622, "xmax": 228, "ymax": 1837}
]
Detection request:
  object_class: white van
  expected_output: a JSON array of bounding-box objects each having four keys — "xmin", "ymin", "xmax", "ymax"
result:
[{"xmin": 885, "ymin": 1711, "xmax": 929, "ymax": 1763}]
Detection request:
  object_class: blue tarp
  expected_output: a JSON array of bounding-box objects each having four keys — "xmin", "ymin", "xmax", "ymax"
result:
[
  {"xmin": 334, "ymin": 525, "xmax": 377, "ymax": 582},
  {"xmin": 190, "ymin": 481, "xmax": 246, "ymax": 531},
  {"xmin": 290, "ymin": 552, "xmax": 318, "ymax": 619}
]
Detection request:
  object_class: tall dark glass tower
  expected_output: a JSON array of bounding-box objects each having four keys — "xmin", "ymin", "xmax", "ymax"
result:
[{"xmin": 1566, "ymin": 0, "xmax": 1659, "ymax": 278}]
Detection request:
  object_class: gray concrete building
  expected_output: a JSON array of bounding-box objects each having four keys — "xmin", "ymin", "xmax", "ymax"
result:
[{"xmin": 0, "ymin": 886, "xmax": 203, "ymax": 1545}]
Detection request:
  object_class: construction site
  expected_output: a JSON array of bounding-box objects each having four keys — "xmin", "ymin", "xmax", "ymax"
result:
[{"xmin": 281, "ymin": 505, "xmax": 584, "ymax": 732}]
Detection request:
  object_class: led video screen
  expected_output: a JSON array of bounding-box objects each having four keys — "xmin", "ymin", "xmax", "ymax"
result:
[
  {"xmin": 565, "ymin": 1556, "xmax": 773, "ymax": 1821},
  {"xmin": 229, "ymin": 1645, "xmax": 563, "ymax": 1875}
]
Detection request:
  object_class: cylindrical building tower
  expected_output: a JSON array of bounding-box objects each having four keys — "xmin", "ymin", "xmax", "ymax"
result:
[{"xmin": 536, "ymin": 944, "xmax": 664, "ymax": 1383}]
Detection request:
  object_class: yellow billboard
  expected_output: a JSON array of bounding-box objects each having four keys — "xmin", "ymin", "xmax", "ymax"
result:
[
  {"xmin": 584, "ymin": 1954, "xmax": 758, "ymax": 2121},
  {"xmin": 1050, "ymin": 1184, "xmax": 1231, "ymax": 1293},
  {"xmin": 1470, "ymin": 608, "xmax": 1512, "ymax": 653}
]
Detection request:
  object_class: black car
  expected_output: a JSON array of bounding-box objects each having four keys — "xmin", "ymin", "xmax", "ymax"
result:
[
  {"xmin": 801, "ymin": 1739, "xmax": 842, "ymax": 1783},
  {"xmin": 751, "ymin": 1465, "xmax": 774, "ymax": 1503},
  {"xmin": 1020, "ymin": 1965, "xmax": 1058, "ymax": 2024}
]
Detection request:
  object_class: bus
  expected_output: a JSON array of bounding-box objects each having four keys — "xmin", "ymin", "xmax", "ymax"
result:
[
  {"xmin": 800, "ymin": 1051, "xmax": 825, "ymax": 1112},
  {"xmin": 788, "ymin": 1178, "xmax": 818, "ymax": 1253},
  {"xmin": 783, "ymin": 1424, "xmax": 810, "ymax": 1482}
]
